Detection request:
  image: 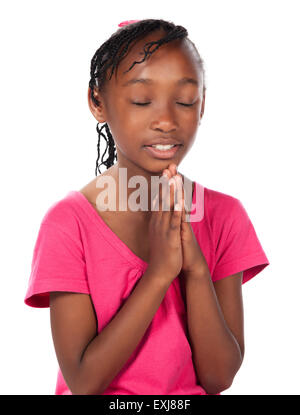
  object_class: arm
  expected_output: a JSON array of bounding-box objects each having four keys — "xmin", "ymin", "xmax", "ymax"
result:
[
  {"xmin": 184, "ymin": 270, "xmax": 244, "ymax": 394},
  {"xmin": 49, "ymin": 269, "xmax": 171, "ymax": 395}
]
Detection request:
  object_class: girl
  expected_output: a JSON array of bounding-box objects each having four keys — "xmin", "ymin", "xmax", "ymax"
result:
[{"xmin": 24, "ymin": 18, "xmax": 270, "ymax": 395}]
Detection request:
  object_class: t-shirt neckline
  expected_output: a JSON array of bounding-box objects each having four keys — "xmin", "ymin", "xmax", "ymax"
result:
[{"xmin": 68, "ymin": 181, "xmax": 197, "ymax": 271}]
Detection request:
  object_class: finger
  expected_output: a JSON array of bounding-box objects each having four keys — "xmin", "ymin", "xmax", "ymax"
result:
[
  {"xmin": 170, "ymin": 198, "xmax": 183, "ymax": 229},
  {"xmin": 151, "ymin": 193, "xmax": 159, "ymax": 213},
  {"xmin": 162, "ymin": 169, "xmax": 171, "ymax": 180},
  {"xmin": 150, "ymin": 193, "xmax": 159, "ymax": 225},
  {"xmin": 177, "ymin": 174, "xmax": 189, "ymax": 215},
  {"xmin": 179, "ymin": 175, "xmax": 186, "ymax": 212},
  {"xmin": 168, "ymin": 163, "xmax": 178, "ymax": 177},
  {"xmin": 175, "ymin": 174, "xmax": 189, "ymax": 225},
  {"xmin": 180, "ymin": 184, "xmax": 190, "ymax": 224},
  {"xmin": 161, "ymin": 177, "xmax": 176, "ymax": 228},
  {"xmin": 181, "ymin": 198, "xmax": 187, "ymax": 223},
  {"xmin": 174, "ymin": 174, "xmax": 183, "ymax": 207},
  {"xmin": 162, "ymin": 163, "xmax": 177, "ymax": 181},
  {"xmin": 167, "ymin": 177, "xmax": 176, "ymax": 211},
  {"xmin": 158, "ymin": 174, "xmax": 168, "ymax": 211},
  {"xmin": 179, "ymin": 179, "xmax": 189, "ymax": 223},
  {"xmin": 162, "ymin": 176, "xmax": 174, "ymax": 213}
]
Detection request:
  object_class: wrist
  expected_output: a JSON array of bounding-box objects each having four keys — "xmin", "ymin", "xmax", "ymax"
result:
[
  {"xmin": 144, "ymin": 266, "xmax": 173, "ymax": 289},
  {"xmin": 182, "ymin": 267, "xmax": 210, "ymax": 282}
]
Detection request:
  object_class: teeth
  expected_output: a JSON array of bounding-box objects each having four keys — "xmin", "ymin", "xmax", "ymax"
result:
[{"xmin": 151, "ymin": 144, "xmax": 176, "ymax": 150}]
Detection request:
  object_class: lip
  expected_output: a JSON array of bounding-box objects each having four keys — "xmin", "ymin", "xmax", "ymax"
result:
[
  {"xmin": 143, "ymin": 144, "xmax": 182, "ymax": 159},
  {"xmin": 144, "ymin": 139, "xmax": 181, "ymax": 146}
]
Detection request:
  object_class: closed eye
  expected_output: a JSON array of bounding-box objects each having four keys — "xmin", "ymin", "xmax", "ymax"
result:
[
  {"xmin": 132, "ymin": 102, "xmax": 195, "ymax": 107},
  {"xmin": 132, "ymin": 102, "xmax": 151, "ymax": 106},
  {"xmin": 178, "ymin": 102, "xmax": 195, "ymax": 107}
]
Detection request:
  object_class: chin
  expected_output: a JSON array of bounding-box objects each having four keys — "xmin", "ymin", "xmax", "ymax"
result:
[{"xmin": 145, "ymin": 161, "xmax": 180, "ymax": 174}]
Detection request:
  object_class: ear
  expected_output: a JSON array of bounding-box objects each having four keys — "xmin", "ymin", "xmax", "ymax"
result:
[
  {"xmin": 199, "ymin": 88, "xmax": 206, "ymax": 124},
  {"xmin": 87, "ymin": 87, "xmax": 107, "ymax": 123}
]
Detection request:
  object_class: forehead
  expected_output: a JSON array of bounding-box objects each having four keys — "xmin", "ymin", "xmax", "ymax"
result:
[{"xmin": 108, "ymin": 30, "xmax": 202, "ymax": 91}]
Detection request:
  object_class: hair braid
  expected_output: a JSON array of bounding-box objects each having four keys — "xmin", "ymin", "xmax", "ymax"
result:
[
  {"xmin": 89, "ymin": 18, "xmax": 206, "ymax": 175},
  {"xmin": 95, "ymin": 123, "xmax": 118, "ymax": 176}
]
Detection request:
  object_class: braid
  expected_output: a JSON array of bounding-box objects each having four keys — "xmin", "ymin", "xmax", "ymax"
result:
[
  {"xmin": 89, "ymin": 18, "xmax": 206, "ymax": 175},
  {"xmin": 95, "ymin": 123, "xmax": 118, "ymax": 176}
]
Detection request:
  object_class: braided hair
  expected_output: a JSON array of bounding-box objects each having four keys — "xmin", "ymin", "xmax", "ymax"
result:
[{"xmin": 89, "ymin": 18, "xmax": 206, "ymax": 176}]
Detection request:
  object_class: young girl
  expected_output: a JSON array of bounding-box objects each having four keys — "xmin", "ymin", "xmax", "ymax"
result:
[{"xmin": 24, "ymin": 18, "xmax": 270, "ymax": 395}]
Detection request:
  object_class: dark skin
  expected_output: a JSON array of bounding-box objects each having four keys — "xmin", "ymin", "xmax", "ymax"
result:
[
  {"xmin": 49, "ymin": 30, "xmax": 244, "ymax": 394},
  {"xmin": 85, "ymin": 29, "xmax": 204, "ymax": 214}
]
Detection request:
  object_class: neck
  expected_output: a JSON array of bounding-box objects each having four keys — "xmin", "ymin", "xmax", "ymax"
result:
[{"xmin": 107, "ymin": 161, "xmax": 161, "ymax": 213}]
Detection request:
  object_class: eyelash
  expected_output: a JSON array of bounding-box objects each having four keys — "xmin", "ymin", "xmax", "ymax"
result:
[{"xmin": 132, "ymin": 102, "xmax": 195, "ymax": 107}]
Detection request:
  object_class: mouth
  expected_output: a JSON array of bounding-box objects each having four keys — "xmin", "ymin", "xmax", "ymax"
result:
[{"xmin": 143, "ymin": 144, "xmax": 182, "ymax": 159}]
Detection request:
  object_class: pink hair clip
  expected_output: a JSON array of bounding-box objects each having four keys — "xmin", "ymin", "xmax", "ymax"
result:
[{"xmin": 118, "ymin": 20, "xmax": 140, "ymax": 27}]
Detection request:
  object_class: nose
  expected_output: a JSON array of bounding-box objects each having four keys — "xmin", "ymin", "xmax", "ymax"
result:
[{"xmin": 150, "ymin": 105, "xmax": 178, "ymax": 133}]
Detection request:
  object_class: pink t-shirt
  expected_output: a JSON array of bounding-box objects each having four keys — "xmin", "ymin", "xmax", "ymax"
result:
[{"xmin": 24, "ymin": 181, "xmax": 270, "ymax": 395}]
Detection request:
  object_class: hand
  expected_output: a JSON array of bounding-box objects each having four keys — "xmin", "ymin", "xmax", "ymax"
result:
[
  {"xmin": 147, "ymin": 170, "xmax": 183, "ymax": 285},
  {"xmin": 161, "ymin": 163, "xmax": 209, "ymax": 278}
]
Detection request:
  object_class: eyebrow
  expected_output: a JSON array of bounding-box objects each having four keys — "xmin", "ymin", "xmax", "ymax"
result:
[{"xmin": 121, "ymin": 77, "xmax": 199, "ymax": 87}]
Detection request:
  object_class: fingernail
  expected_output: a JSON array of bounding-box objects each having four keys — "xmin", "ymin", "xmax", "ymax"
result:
[{"xmin": 175, "ymin": 175, "xmax": 182, "ymax": 185}]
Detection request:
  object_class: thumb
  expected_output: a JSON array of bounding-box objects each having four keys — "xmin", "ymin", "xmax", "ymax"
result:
[{"xmin": 171, "ymin": 198, "xmax": 183, "ymax": 231}]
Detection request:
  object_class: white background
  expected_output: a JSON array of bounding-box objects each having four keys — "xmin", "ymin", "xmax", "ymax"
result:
[{"xmin": 1, "ymin": 0, "xmax": 299, "ymax": 395}]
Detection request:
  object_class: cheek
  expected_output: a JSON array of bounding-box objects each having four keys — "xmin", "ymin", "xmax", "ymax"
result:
[
  {"xmin": 112, "ymin": 102, "xmax": 146, "ymax": 131},
  {"xmin": 105, "ymin": 109, "xmax": 136, "ymax": 141},
  {"xmin": 179, "ymin": 110, "xmax": 200, "ymax": 132}
]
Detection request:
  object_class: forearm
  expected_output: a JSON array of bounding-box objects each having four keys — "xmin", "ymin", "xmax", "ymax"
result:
[
  {"xmin": 75, "ymin": 269, "xmax": 171, "ymax": 395},
  {"xmin": 184, "ymin": 271, "xmax": 243, "ymax": 394}
]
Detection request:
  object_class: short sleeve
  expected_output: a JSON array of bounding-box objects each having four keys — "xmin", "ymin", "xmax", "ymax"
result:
[
  {"xmin": 24, "ymin": 218, "xmax": 90, "ymax": 308},
  {"xmin": 212, "ymin": 198, "xmax": 270, "ymax": 284}
]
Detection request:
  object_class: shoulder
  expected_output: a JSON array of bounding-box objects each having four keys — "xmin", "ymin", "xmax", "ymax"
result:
[
  {"xmin": 78, "ymin": 171, "xmax": 113, "ymax": 208},
  {"xmin": 204, "ymin": 186, "xmax": 240, "ymax": 211},
  {"xmin": 40, "ymin": 192, "xmax": 83, "ymax": 237},
  {"xmin": 204, "ymin": 186, "xmax": 244, "ymax": 220},
  {"xmin": 201, "ymin": 186, "xmax": 249, "ymax": 237}
]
